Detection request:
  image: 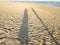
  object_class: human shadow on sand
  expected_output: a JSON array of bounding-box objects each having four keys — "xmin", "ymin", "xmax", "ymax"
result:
[
  {"xmin": 19, "ymin": 8, "xmax": 28, "ymax": 45},
  {"xmin": 32, "ymin": 8, "xmax": 60, "ymax": 45}
]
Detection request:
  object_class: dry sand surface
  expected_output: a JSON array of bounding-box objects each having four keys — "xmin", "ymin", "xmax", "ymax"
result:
[{"xmin": 0, "ymin": 2, "xmax": 60, "ymax": 45}]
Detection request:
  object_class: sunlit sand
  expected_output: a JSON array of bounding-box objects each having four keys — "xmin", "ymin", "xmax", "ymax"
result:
[{"xmin": 0, "ymin": 2, "xmax": 60, "ymax": 45}]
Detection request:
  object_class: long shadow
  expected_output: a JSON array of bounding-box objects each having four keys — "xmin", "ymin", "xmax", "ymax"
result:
[
  {"xmin": 19, "ymin": 8, "xmax": 28, "ymax": 45},
  {"xmin": 32, "ymin": 8, "xmax": 60, "ymax": 45}
]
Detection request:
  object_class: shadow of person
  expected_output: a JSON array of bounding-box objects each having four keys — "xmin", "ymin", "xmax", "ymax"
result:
[{"xmin": 19, "ymin": 8, "xmax": 28, "ymax": 45}]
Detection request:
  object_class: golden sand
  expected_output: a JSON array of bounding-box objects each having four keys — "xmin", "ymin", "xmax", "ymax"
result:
[{"xmin": 0, "ymin": 2, "xmax": 60, "ymax": 45}]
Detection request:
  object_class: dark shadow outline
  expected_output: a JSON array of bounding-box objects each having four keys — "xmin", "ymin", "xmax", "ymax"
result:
[
  {"xmin": 19, "ymin": 8, "xmax": 28, "ymax": 45},
  {"xmin": 32, "ymin": 8, "xmax": 60, "ymax": 45}
]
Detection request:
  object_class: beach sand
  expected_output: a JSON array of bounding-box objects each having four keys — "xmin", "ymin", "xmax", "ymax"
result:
[{"xmin": 0, "ymin": 2, "xmax": 60, "ymax": 45}]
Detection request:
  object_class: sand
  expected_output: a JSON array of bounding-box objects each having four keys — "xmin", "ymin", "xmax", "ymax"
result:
[{"xmin": 0, "ymin": 2, "xmax": 60, "ymax": 45}]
